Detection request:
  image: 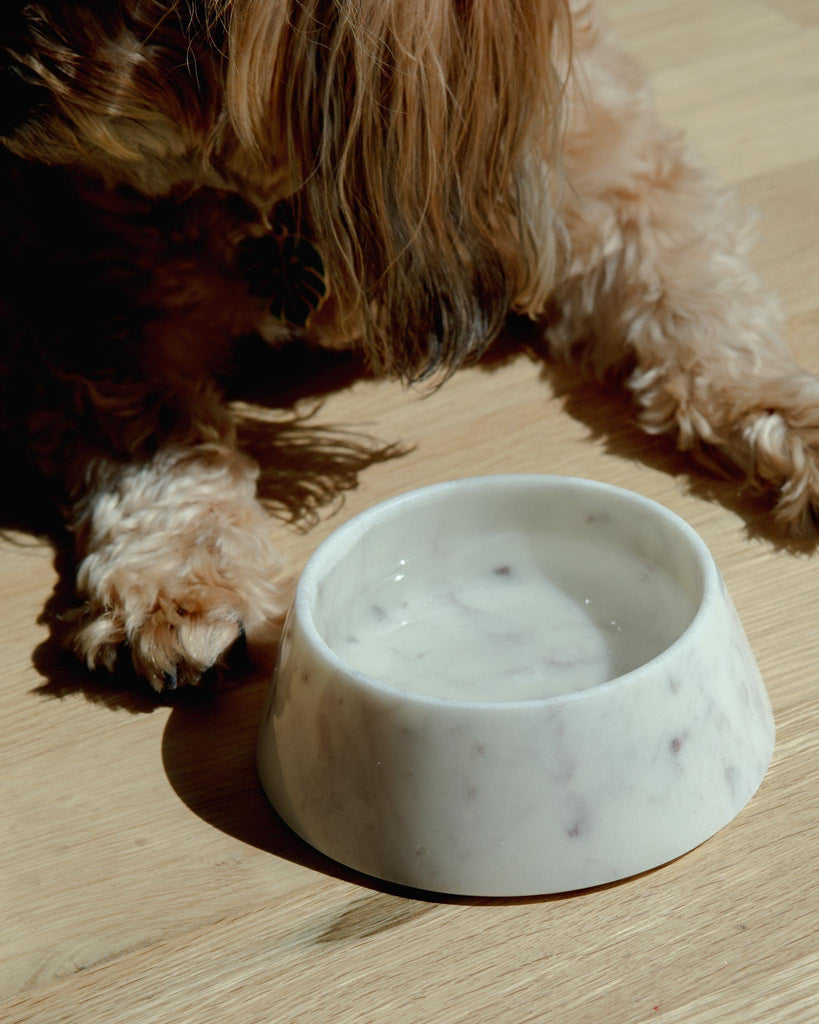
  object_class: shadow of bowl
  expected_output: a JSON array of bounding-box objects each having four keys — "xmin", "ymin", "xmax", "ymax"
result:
[{"xmin": 160, "ymin": 670, "xmax": 371, "ymax": 883}]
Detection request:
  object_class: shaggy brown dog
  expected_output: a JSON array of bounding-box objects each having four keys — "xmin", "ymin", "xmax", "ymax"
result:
[{"xmin": 3, "ymin": 0, "xmax": 817, "ymax": 690}]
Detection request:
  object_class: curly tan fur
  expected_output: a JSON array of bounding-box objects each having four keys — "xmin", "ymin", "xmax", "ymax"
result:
[{"xmin": 2, "ymin": 0, "xmax": 818, "ymax": 690}]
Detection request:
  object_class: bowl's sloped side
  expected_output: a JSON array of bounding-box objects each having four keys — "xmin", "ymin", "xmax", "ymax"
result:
[{"xmin": 257, "ymin": 575, "xmax": 774, "ymax": 897}]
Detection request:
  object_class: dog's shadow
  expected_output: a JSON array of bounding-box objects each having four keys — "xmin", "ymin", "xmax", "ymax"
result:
[
  {"xmin": 10, "ymin": 342, "xmax": 405, "ymax": 712},
  {"xmin": 493, "ymin": 322, "xmax": 819, "ymax": 555},
  {"xmin": 7, "ymin": 327, "xmax": 812, "ymax": 901},
  {"xmin": 540, "ymin": 361, "xmax": 803, "ymax": 547},
  {"xmin": 7, "ymin": 327, "xmax": 816, "ymax": 714}
]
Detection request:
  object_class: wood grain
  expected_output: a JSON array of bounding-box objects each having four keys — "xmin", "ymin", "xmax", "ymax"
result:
[{"xmin": 2, "ymin": 2, "xmax": 818, "ymax": 1021}]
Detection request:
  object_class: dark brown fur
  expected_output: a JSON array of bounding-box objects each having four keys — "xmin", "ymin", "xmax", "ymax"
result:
[{"xmin": 4, "ymin": 1, "xmax": 819, "ymax": 690}]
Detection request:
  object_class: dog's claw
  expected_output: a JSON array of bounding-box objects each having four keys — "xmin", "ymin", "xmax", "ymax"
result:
[
  {"xmin": 163, "ymin": 669, "xmax": 178, "ymax": 691},
  {"xmin": 231, "ymin": 626, "xmax": 250, "ymax": 668}
]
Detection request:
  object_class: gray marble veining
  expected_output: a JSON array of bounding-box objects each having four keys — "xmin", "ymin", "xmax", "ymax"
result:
[{"xmin": 257, "ymin": 476, "xmax": 775, "ymax": 896}]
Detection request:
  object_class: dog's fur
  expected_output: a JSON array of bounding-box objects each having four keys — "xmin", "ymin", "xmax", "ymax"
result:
[{"xmin": 3, "ymin": 0, "xmax": 818, "ymax": 691}]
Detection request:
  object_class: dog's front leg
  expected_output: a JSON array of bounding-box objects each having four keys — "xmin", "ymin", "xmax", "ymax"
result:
[
  {"xmin": 546, "ymin": 2, "xmax": 819, "ymax": 533},
  {"xmin": 65, "ymin": 439, "xmax": 287, "ymax": 692}
]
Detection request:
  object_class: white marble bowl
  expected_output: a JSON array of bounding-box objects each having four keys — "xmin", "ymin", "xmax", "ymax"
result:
[{"xmin": 257, "ymin": 476, "xmax": 774, "ymax": 896}]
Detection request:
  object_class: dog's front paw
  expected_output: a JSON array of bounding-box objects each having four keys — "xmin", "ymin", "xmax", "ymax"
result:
[
  {"xmin": 67, "ymin": 445, "xmax": 289, "ymax": 692},
  {"xmin": 739, "ymin": 404, "xmax": 819, "ymax": 537},
  {"xmin": 70, "ymin": 574, "xmax": 278, "ymax": 692}
]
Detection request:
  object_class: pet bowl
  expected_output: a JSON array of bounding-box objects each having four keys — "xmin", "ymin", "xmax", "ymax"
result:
[{"xmin": 256, "ymin": 476, "xmax": 774, "ymax": 896}]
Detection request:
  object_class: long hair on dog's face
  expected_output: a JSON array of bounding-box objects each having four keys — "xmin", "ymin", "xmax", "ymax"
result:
[{"xmin": 4, "ymin": 0, "xmax": 570, "ymax": 379}]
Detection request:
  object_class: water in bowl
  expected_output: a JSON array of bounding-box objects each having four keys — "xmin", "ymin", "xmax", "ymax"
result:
[{"xmin": 324, "ymin": 530, "xmax": 697, "ymax": 701}]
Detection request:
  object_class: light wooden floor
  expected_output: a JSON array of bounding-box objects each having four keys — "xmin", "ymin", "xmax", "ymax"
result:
[{"xmin": 2, "ymin": 2, "xmax": 818, "ymax": 1021}]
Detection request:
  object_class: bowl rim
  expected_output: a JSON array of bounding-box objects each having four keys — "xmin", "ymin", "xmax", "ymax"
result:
[{"xmin": 290, "ymin": 474, "xmax": 720, "ymax": 708}]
